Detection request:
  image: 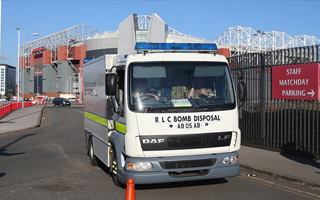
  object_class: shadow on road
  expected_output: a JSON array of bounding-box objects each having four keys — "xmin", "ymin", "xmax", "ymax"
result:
[
  {"xmin": 135, "ymin": 178, "xmax": 228, "ymax": 190},
  {"xmin": 0, "ymin": 148, "xmax": 25, "ymax": 156},
  {"xmin": 0, "ymin": 173, "xmax": 6, "ymax": 177},
  {"xmin": 280, "ymin": 145, "xmax": 320, "ymax": 176},
  {"xmin": 0, "ymin": 133, "xmax": 35, "ymax": 157},
  {"xmin": 280, "ymin": 143, "xmax": 320, "ymax": 170}
]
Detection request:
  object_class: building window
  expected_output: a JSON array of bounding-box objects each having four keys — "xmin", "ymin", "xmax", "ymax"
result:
[{"xmin": 136, "ymin": 30, "xmax": 148, "ymax": 42}]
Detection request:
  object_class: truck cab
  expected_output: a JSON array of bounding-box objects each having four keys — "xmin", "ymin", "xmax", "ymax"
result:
[{"xmin": 84, "ymin": 43, "xmax": 243, "ymax": 186}]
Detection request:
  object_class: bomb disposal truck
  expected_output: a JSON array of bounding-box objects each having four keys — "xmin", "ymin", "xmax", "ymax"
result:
[{"xmin": 84, "ymin": 43, "xmax": 245, "ymax": 186}]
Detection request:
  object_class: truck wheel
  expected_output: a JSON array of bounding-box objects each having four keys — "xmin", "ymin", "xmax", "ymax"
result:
[
  {"xmin": 111, "ymin": 147, "xmax": 122, "ymax": 187},
  {"xmin": 88, "ymin": 138, "xmax": 98, "ymax": 166}
]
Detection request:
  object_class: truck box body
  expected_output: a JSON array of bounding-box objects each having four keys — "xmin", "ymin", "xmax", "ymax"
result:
[{"xmin": 84, "ymin": 44, "xmax": 241, "ymax": 185}]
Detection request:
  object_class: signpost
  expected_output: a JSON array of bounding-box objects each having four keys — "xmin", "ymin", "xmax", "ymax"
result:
[{"xmin": 272, "ymin": 63, "xmax": 320, "ymax": 100}]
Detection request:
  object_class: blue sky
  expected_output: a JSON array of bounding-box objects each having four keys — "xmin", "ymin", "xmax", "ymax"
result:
[{"xmin": 1, "ymin": 0, "xmax": 319, "ymax": 67}]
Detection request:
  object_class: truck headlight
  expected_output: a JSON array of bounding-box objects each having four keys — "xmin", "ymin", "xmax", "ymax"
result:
[
  {"xmin": 222, "ymin": 156, "xmax": 239, "ymax": 165},
  {"xmin": 127, "ymin": 162, "xmax": 152, "ymax": 171}
]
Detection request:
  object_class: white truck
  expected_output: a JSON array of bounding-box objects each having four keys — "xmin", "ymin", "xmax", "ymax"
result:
[{"xmin": 84, "ymin": 43, "xmax": 245, "ymax": 186}]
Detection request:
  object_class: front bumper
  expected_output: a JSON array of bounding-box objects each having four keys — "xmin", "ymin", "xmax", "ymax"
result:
[{"xmin": 117, "ymin": 152, "xmax": 240, "ymax": 185}]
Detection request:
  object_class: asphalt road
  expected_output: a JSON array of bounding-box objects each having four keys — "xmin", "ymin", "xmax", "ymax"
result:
[{"xmin": 0, "ymin": 106, "xmax": 319, "ymax": 200}]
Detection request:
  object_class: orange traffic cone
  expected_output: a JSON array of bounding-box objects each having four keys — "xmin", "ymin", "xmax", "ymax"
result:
[{"xmin": 125, "ymin": 178, "xmax": 136, "ymax": 200}]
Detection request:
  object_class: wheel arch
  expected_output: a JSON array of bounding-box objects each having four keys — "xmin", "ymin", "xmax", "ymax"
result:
[{"xmin": 109, "ymin": 133, "xmax": 124, "ymax": 170}]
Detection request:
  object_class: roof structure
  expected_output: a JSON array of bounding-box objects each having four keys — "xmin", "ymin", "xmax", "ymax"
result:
[
  {"xmin": 21, "ymin": 16, "xmax": 320, "ymax": 59},
  {"xmin": 21, "ymin": 24, "xmax": 100, "ymax": 62},
  {"xmin": 214, "ymin": 26, "xmax": 320, "ymax": 56}
]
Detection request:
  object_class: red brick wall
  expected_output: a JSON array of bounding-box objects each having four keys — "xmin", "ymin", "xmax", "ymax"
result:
[
  {"xmin": 58, "ymin": 46, "xmax": 68, "ymax": 61},
  {"xmin": 43, "ymin": 51, "xmax": 52, "ymax": 64},
  {"xmin": 218, "ymin": 48, "xmax": 230, "ymax": 58}
]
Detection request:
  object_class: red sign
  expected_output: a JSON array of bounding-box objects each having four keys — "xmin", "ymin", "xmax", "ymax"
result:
[
  {"xmin": 272, "ymin": 63, "xmax": 320, "ymax": 100},
  {"xmin": 32, "ymin": 46, "xmax": 45, "ymax": 53}
]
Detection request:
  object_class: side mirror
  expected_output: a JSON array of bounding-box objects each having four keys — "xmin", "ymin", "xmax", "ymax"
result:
[
  {"xmin": 105, "ymin": 73, "xmax": 117, "ymax": 96},
  {"xmin": 238, "ymin": 81, "xmax": 246, "ymax": 102}
]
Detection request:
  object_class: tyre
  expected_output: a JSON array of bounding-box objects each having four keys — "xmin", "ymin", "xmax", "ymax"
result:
[{"xmin": 88, "ymin": 138, "xmax": 98, "ymax": 166}]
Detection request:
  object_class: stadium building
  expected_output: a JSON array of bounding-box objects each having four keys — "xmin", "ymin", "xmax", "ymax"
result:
[{"xmin": 18, "ymin": 13, "xmax": 319, "ymax": 102}]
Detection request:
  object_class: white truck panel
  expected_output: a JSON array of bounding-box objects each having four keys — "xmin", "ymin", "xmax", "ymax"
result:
[
  {"xmin": 84, "ymin": 47, "xmax": 241, "ymax": 185},
  {"xmin": 84, "ymin": 55, "xmax": 113, "ymax": 162},
  {"xmin": 126, "ymin": 53, "xmax": 228, "ymax": 63},
  {"xmin": 135, "ymin": 110, "xmax": 238, "ymax": 135}
]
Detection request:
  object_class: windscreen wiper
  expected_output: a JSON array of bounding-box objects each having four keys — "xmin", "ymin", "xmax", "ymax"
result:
[
  {"xmin": 192, "ymin": 104, "xmax": 224, "ymax": 111},
  {"xmin": 144, "ymin": 107, "xmax": 173, "ymax": 113}
]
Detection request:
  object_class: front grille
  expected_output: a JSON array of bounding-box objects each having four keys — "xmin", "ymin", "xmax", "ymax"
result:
[
  {"xmin": 140, "ymin": 132, "xmax": 232, "ymax": 151},
  {"xmin": 169, "ymin": 169, "xmax": 210, "ymax": 178},
  {"xmin": 160, "ymin": 158, "xmax": 216, "ymax": 169},
  {"xmin": 168, "ymin": 136, "xmax": 209, "ymax": 148}
]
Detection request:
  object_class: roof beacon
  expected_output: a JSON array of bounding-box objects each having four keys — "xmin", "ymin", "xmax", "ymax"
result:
[{"xmin": 135, "ymin": 43, "xmax": 217, "ymax": 53}]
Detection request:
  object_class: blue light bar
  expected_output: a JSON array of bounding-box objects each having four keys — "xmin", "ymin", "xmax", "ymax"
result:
[{"xmin": 135, "ymin": 43, "xmax": 217, "ymax": 51}]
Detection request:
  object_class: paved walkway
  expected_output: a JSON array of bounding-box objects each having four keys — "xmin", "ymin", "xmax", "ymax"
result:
[
  {"xmin": 239, "ymin": 146, "xmax": 320, "ymax": 188},
  {"xmin": 0, "ymin": 105, "xmax": 44, "ymax": 134},
  {"xmin": 0, "ymin": 105, "xmax": 319, "ymax": 188}
]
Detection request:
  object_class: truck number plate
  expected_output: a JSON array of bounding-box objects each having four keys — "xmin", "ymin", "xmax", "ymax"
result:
[{"xmin": 174, "ymin": 122, "xmax": 203, "ymax": 129}]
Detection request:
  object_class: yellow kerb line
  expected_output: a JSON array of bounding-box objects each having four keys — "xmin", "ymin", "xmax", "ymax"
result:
[{"xmin": 240, "ymin": 173, "xmax": 320, "ymax": 200}]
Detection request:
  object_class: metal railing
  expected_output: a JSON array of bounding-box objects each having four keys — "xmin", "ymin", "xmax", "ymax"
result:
[
  {"xmin": 229, "ymin": 45, "xmax": 320, "ymax": 158},
  {"xmin": 0, "ymin": 101, "xmax": 35, "ymax": 119}
]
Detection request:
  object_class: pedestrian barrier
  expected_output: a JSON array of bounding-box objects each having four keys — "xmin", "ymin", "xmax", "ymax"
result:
[
  {"xmin": 125, "ymin": 178, "xmax": 136, "ymax": 200},
  {"xmin": 0, "ymin": 101, "xmax": 35, "ymax": 119}
]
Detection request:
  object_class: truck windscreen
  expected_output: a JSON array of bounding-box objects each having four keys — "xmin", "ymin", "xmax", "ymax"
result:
[{"xmin": 128, "ymin": 61, "xmax": 236, "ymax": 113}]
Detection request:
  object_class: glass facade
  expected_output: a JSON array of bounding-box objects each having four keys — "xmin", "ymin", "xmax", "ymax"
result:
[
  {"xmin": 0, "ymin": 65, "xmax": 16, "ymax": 97},
  {"xmin": 135, "ymin": 30, "xmax": 148, "ymax": 42}
]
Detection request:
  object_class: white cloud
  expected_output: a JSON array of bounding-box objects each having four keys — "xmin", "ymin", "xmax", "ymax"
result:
[{"xmin": 0, "ymin": 54, "xmax": 9, "ymax": 59}]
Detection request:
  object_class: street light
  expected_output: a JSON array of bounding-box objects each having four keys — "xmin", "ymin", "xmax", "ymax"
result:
[
  {"xmin": 78, "ymin": 68, "xmax": 82, "ymax": 103},
  {"xmin": 35, "ymin": 68, "xmax": 41, "ymax": 95},
  {"xmin": 66, "ymin": 76, "xmax": 72, "ymax": 93},
  {"xmin": 66, "ymin": 78, "xmax": 69, "ymax": 93},
  {"xmin": 16, "ymin": 28, "xmax": 20, "ymax": 100},
  {"xmin": 69, "ymin": 76, "xmax": 72, "ymax": 94},
  {"xmin": 18, "ymin": 30, "xmax": 39, "ymax": 108}
]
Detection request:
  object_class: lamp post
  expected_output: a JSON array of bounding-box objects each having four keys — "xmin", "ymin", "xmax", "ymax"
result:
[
  {"xmin": 37, "ymin": 68, "xmax": 38, "ymax": 94},
  {"xmin": 69, "ymin": 76, "xmax": 72, "ymax": 94},
  {"xmin": 78, "ymin": 68, "xmax": 82, "ymax": 103},
  {"xmin": 66, "ymin": 76, "xmax": 72, "ymax": 93},
  {"xmin": 35, "ymin": 68, "xmax": 41, "ymax": 95},
  {"xmin": 66, "ymin": 78, "xmax": 69, "ymax": 93},
  {"xmin": 0, "ymin": 0, "xmax": 2, "ymax": 65},
  {"xmin": 21, "ymin": 32, "xmax": 39, "ymax": 108},
  {"xmin": 16, "ymin": 28, "xmax": 20, "ymax": 99}
]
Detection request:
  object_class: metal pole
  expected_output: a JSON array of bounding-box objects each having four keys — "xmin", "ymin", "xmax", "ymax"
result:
[
  {"xmin": 16, "ymin": 28, "xmax": 20, "ymax": 98},
  {"xmin": 37, "ymin": 68, "xmax": 38, "ymax": 95},
  {"xmin": 22, "ymin": 34, "xmax": 25, "ymax": 108},
  {"xmin": 79, "ymin": 68, "xmax": 82, "ymax": 103},
  {"xmin": 69, "ymin": 77, "xmax": 70, "ymax": 93},
  {"xmin": 21, "ymin": 33, "xmax": 39, "ymax": 106},
  {"xmin": 66, "ymin": 79, "xmax": 68, "ymax": 93},
  {"xmin": 70, "ymin": 77, "xmax": 72, "ymax": 94},
  {"xmin": 0, "ymin": 0, "xmax": 2, "ymax": 65},
  {"xmin": 260, "ymin": 53, "xmax": 266, "ymax": 144}
]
